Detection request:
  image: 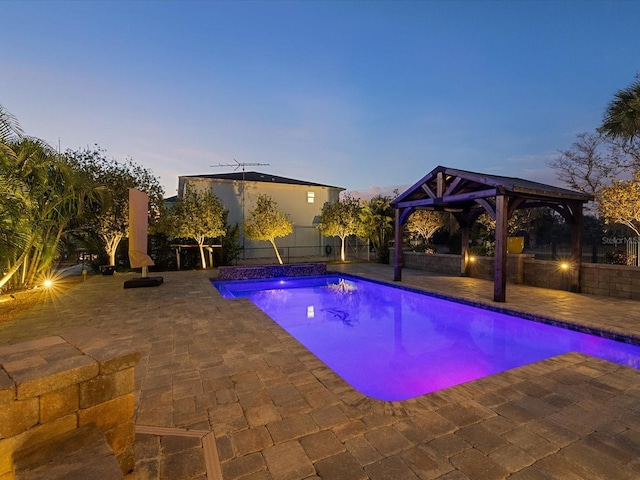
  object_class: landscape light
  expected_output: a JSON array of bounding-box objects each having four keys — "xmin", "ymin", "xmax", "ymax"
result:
[
  {"xmin": 559, "ymin": 262, "xmax": 569, "ymax": 271},
  {"xmin": 43, "ymin": 279, "xmax": 54, "ymax": 288},
  {"xmin": 469, "ymin": 256, "xmax": 476, "ymax": 262}
]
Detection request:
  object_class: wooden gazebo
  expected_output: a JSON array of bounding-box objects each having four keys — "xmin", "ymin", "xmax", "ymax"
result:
[{"xmin": 391, "ymin": 166, "xmax": 593, "ymax": 302}]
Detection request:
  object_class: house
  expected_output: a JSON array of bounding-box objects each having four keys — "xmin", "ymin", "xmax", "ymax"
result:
[{"xmin": 178, "ymin": 172, "xmax": 345, "ymax": 260}]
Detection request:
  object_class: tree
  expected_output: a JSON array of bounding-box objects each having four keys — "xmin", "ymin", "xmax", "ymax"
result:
[
  {"xmin": 547, "ymin": 132, "xmax": 622, "ymax": 201},
  {"xmin": 243, "ymin": 194, "xmax": 292, "ymax": 264},
  {"xmin": 471, "ymin": 209, "xmax": 553, "ymax": 256},
  {"xmin": 170, "ymin": 186, "xmax": 226, "ymax": 269},
  {"xmin": 406, "ymin": 210, "xmax": 447, "ymax": 245},
  {"xmin": 1, "ymin": 106, "xmax": 98, "ymax": 290},
  {"xmin": 359, "ymin": 194, "xmax": 394, "ymax": 264},
  {"xmin": 218, "ymin": 210, "xmax": 243, "ymax": 266},
  {"xmin": 601, "ymin": 78, "xmax": 640, "ymax": 146},
  {"xmin": 598, "ymin": 172, "xmax": 640, "ymax": 237},
  {"xmin": 317, "ymin": 194, "xmax": 361, "ymax": 261},
  {"xmin": 69, "ymin": 146, "xmax": 164, "ymax": 266},
  {"xmin": 0, "ymin": 105, "xmax": 28, "ymax": 289}
]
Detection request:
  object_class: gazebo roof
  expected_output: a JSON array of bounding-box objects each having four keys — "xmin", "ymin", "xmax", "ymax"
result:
[{"xmin": 392, "ymin": 166, "xmax": 592, "ymax": 210}]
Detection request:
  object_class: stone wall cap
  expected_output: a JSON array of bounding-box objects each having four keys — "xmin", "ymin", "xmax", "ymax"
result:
[
  {"xmin": 81, "ymin": 344, "xmax": 141, "ymax": 374},
  {"xmin": 14, "ymin": 355, "xmax": 99, "ymax": 400},
  {"xmin": 0, "ymin": 336, "xmax": 65, "ymax": 358}
]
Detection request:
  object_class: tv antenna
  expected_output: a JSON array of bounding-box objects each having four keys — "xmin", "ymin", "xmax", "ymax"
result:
[
  {"xmin": 210, "ymin": 159, "xmax": 269, "ymax": 172},
  {"xmin": 210, "ymin": 160, "xmax": 270, "ymax": 258}
]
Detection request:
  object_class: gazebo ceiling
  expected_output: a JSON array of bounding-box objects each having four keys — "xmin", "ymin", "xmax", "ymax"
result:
[{"xmin": 391, "ymin": 165, "xmax": 593, "ymax": 224}]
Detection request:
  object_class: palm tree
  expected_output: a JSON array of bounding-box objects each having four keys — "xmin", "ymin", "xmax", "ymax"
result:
[
  {"xmin": 359, "ymin": 195, "xmax": 395, "ymax": 264},
  {"xmin": 601, "ymin": 79, "xmax": 640, "ymax": 144},
  {"xmin": 0, "ymin": 106, "xmax": 99, "ymax": 290},
  {"xmin": 0, "ymin": 105, "xmax": 30, "ymax": 290}
]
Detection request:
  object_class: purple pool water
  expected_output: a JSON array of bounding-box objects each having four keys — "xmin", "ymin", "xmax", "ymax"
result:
[{"xmin": 213, "ymin": 275, "xmax": 640, "ymax": 401}]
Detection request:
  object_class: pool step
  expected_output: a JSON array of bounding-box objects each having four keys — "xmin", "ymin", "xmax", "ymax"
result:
[{"xmin": 13, "ymin": 423, "xmax": 123, "ymax": 480}]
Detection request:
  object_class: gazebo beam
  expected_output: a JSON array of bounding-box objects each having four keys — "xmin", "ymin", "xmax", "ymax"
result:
[{"xmin": 396, "ymin": 188, "xmax": 498, "ymax": 209}]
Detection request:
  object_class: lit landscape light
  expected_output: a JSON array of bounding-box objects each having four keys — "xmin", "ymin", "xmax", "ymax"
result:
[
  {"xmin": 469, "ymin": 256, "xmax": 476, "ymax": 262},
  {"xmin": 559, "ymin": 262, "xmax": 570, "ymax": 271},
  {"xmin": 43, "ymin": 279, "xmax": 54, "ymax": 288}
]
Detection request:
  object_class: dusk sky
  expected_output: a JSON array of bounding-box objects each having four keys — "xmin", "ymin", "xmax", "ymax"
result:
[{"xmin": 2, "ymin": 1, "xmax": 639, "ymax": 199}]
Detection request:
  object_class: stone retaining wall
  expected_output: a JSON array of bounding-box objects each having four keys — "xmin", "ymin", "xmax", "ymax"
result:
[
  {"xmin": 0, "ymin": 334, "xmax": 140, "ymax": 479},
  {"xmin": 391, "ymin": 251, "xmax": 640, "ymax": 299},
  {"xmin": 580, "ymin": 263, "xmax": 640, "ymax": 300}
]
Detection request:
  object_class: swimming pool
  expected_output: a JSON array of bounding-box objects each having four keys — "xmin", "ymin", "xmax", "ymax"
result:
[{"xmin": 213, "ymin": 275, "xmax": 640, "ymax": 401}]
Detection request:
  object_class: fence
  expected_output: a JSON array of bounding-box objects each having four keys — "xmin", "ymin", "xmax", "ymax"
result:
[
  {"xmin": 230, "ymin": 237, "xmax": 371, "ymax": 266},
  {"xmin": 493, "ymin": 237, "xmax": 640, "ymax": 266}
]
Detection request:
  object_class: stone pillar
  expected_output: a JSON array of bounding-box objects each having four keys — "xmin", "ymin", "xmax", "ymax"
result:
[{"xmin": 0, "ymin": 335, "xmax": 140, "ymax": 479}]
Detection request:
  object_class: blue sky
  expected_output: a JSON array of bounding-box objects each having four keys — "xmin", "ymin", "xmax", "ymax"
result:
[{"xmin": 2, "ymin": 1, "xmax": 639, "ymax": 198}]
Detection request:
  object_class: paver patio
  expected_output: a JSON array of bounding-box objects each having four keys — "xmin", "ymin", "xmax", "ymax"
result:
[{"xmin": 1, "ymin": 263, "xmax": 640, "ymax": 479}]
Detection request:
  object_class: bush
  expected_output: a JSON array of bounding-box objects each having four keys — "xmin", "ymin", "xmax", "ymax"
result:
[
  {"xmin": 470, "ymin": 241, "xmax": 495, "ymax": 257},
  {"xmin": 606, "ymin": 250, "xmax": 629, "ymax": 265},
  {"xmin": 411, "ymin": 243, "xmax": 437, "ymax": 253}
]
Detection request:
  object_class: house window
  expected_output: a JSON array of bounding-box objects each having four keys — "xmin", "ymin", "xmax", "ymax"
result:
[{"xmin": 307, "ymin": 192, "xmax": 315, "ymax": 203}]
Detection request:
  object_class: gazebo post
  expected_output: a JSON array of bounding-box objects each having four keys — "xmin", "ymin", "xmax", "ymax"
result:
[
  {"xmin": 460, "ymin": 226, "xmax": 470, "ymax": 276},
  {"xmin": 494, "ymin": 194, "xmax": 508, "ymax": 302},
  {"xmin": 569, "ymin": 202, "xmax": 584, "ymax": 293},
  {"xmin": 394, "ymin": 208, "xmax": 403, "ymax": 281}
]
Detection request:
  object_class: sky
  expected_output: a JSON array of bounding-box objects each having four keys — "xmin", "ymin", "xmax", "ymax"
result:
[{"xmin": 2, "ymin": 0, "xmax": 639, "ymax": 199}]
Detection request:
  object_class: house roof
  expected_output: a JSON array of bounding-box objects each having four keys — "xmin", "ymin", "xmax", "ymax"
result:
[
  {"xmin": 183, "ymin": 171, "xmax": 344, "ymax": 190},
  {"xmin": 393, "ymin": 165, "xmax": 593, "ymax": 209}
]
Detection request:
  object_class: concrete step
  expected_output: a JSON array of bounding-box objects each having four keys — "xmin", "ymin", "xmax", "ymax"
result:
[{"xmin": 13, "ymin": 423, "xmax": 123, "ymax": 480}]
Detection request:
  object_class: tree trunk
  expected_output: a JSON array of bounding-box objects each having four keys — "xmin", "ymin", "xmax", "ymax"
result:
[
  {"xmin": 269, "ymin": 239, "xmax": 283, "ymax": 264},
  {"xmin": 25, "ymin": 247, "xmax": 42, "ymax": 287},
  {"xmin": 198, "ymin": 243, "xmax": 207, "ymax": 269},
  {"xmin": 0, "ymin": 236, "xmax": 35, "ymax": 290},
  {"xmin": 340, "ymin": 236, "xmax": 346, "ymax": 261},
  {"xmin": 103, "ymin": 234, "xmax": 123, "ymax": 266}
]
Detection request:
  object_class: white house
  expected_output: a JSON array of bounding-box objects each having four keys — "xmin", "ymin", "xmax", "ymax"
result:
[{"xmin": 177, "ymin": 172, "xmax": 345, "ymax": 260}]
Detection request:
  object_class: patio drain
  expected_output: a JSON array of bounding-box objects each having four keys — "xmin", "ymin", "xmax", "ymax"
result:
[{"xmin": 134, "ymin": 425, "xmax": 222, "ymax": 480}]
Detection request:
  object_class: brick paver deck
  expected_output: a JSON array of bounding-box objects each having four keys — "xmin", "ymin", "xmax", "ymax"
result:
[{"xmin": 1, "ymin": 264, "xmax": 640, "ymax": 479}]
